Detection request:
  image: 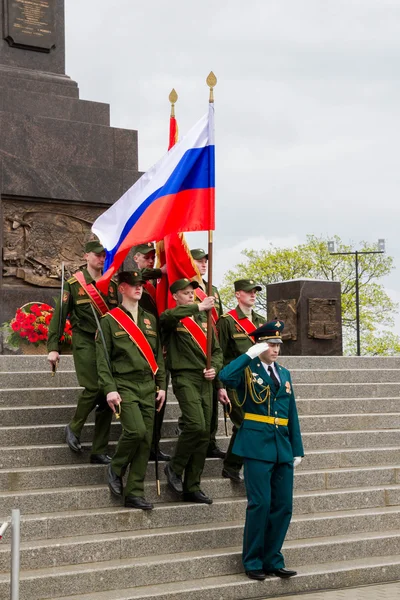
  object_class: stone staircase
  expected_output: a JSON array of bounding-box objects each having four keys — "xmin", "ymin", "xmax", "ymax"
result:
[{"xmin": 0, "ymin": 355, "xmax": 399, "ymax": 599}]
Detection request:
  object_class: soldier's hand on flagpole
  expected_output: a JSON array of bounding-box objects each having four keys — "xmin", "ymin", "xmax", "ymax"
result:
[
  {"xmin": 217, "ymin": 388, "xmax": 230, "ymax": 405},
  {"xmin": 160, "ymin": 264, "xmax": 167, "ymax": 275},
  {"xmin": 203, "ymin": 367, "xmax": 216, "ymax": 380},
  {"xmin": 48, "ymin": 351, "xmax": 60, "ymax": 369},
  {"xmin": 106, "ymin": 391, "xmax": 122, "ymax": 413},
  {"xmin": 156, "ymin": 389, "xmax": 166, "ymax": 412},
  {"xmin": 198, "ymin": 296, "xmax": 215, "ymax": 311}
]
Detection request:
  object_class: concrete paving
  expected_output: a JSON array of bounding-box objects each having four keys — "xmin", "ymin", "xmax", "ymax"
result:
[{"xmin": 265, "ymin": 581, "xmax": 400, "ymax": 599}]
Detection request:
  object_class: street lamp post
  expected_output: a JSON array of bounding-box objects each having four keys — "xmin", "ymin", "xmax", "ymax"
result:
[{"xmin": 328, "ymin": 240, "xmax": 386, "ymax": 356}]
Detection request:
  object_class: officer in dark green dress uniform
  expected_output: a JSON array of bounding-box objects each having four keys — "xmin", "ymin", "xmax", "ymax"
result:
[
  {"xmin": 132, "ymin": 242, "xmax": 170, "ymax": 462},
  {"xmin": 47, "ymin": 240, "xmax": 118, "ymax": 463},
  {"xmin": 216, "ymin": 279, "xmax": 266, "ymax": 482},
  {"xmin": 219, "ymin": 320, "xmax": 304, "ymax": 581},
  {"xmin": 190, "ymin": 248, "xmax": 225, "ymax": 459},
  {"xmin": 160, "ymin": 278, "xmax": 223, "ymax": 504},
  {"xmin": 96, "ymin": 271, "xmax": 166, "ymax": 510}
]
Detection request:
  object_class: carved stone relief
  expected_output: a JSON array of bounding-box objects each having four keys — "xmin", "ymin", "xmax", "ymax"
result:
[
  {"xmin": 308, "ymin": 298, "xmax": 338, "ymax": 339},
  {"xmin": 2, "ymin": 199, "xmax": 102, "ymax": 287},
  {"xmin": 267, "ymin": 299, "xmax": 297, "ymax": 340}
]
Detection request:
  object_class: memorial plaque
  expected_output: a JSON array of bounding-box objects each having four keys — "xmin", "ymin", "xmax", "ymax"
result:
[{"xmin": 3, "ymin": 0, "xmax": 56, "ymax": 52}]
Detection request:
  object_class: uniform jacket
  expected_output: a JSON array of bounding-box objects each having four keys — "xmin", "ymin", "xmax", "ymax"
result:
[
  {"xmin": 219, "ymin": 353, "xmax": 304, "ymax": 463},
  {"xmin": 215, "ymin": 305, "xmax": 265, "ymax": 390},
  {"xmin": 95, "ymin": 305, "xmax": 166, "ymax": 395},
  {"xmin": 160, "ymin": 304, "xmax": 223, "ymax": 376},
  {"xmin": 47, "ymin": 268, "xmax": 118, "ymax": 352}
]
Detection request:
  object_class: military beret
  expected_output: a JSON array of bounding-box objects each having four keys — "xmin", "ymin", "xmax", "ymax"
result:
[
  {"xmin": 133, "ymin": 242, "xmax": 155, "ymax": 255},
  {"xmin": 250, "ymin": 320, "xmax": 285, "ymax": 344},
  {"xmin": 234, "ymin": 279, "xmax": 262, "ymax": 292},
  {"xmin": 117, "ymin": 270, "xmax": 145, "ymax": 286},
  {"xmin": 191, "ymin": 248, "xmax": 208, "ymax": 260},
  {"xmin": 170, "ymin": 278, "xmax": 200, "ymax": 294},
  {"xmin": 85, "ymin": 240, "xmax": 105, "ymax": 254}
]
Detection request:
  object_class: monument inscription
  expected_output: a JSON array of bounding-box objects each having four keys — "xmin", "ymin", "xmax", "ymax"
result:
[{"xmin": 3, "ymin": 0, "xmax": 56, "ymax": 52}]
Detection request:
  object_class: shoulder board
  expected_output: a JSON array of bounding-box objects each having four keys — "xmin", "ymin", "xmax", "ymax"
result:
[
  {"xmin": 220, "ymin": 313, "xmax": 231, "ymax": 319},
  {"xmin": 67, "ymin": 276, "xmax": 77, "ymax": 284}
]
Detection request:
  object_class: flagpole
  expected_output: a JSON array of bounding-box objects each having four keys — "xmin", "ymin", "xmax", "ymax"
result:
[{"xmin": 206, "ymin": 71, "xmax": 217, "ymax": 369}]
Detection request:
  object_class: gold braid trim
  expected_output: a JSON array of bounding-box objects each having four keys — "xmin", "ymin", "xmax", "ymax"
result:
[{"xmin": 245, "ymin": 367, "xmax": 271, "ymax": 413}]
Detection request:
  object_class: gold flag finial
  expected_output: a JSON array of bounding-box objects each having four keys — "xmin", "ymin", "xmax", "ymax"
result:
[
  {"xmin": 206, "ymin": 71, "xmax": 217, "ymax": 103},
  {"xmin": 169, "ymin": 88, "xmax": 178, "ymax": 117}
]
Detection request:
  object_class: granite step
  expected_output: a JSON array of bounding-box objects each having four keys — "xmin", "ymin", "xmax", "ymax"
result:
[
  {"xmin": 1, "ymin": 437, "xmax": 399, "ymax": 471},
  {"xmin": 0, "ymin": 461, "xmax": 398, "ymax": 494},
  {"xmin": 2, "ymin": 497, "xmax": 400, "ymax": 546},
  {"xmin": 291, "ymin": 369, "xmax": 400, "ymax": 384},
  {"xmin": 294, "ymin": 383, "xmax": 400, "ymax": 399},
  {"xmin": 2, "ymin": 397, "xmax": 400, "ymax": 424},
  {"xmin": 0, "ymin": 479, "xmax": 399, "ymax": 517},
  {"xmin": 3, "ymin": 398, "xmax": 400, "ymax": 427},
  {"xmin": 1, "ymin": 543, "xmax": 400, "ymax": 600},
  {"xmin": 2, "ymin": 355, "xmax": 400, "ymax": 371},
  {"xmin": 296, "ymin": 397, "xmax": 400, "ymax": 415},
  {"xmin": 0, "ymin": 519, "xmax": 399, "ymax": 574},
  {"xmin": 46, "ymin": 554, "xmax": 400, "ymax": 600}
]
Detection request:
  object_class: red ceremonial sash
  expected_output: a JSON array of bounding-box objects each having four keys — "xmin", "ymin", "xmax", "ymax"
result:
[
  {"xmin": 74, "ymin": 271, "xmax": 109, "ymax": 315},
  {"xmin": 227, "ymin": 308, "xmax": 256, "ymax": 343},
  {"xmin": 180, "ymin": 317, "xmax": 207, "ymax": 357},
  {"xmin": 195, "ymin": 287, "xmax": 219, "ymax": 325},
  {"xmin": 108, "ymin": 307, "xmax": 159, "ymax": 375}
]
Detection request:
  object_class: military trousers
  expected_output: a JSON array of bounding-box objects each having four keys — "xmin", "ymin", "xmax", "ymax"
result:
[
  {"xmin": 171, "ymin": 371, "xmax": 213, "ymax": 493},
  {"xmin": 151, "ymin": 370, "xmax": 170, "ymax": 452},
  {"xmin": 207, "ymin": 384, "xmax": 220, "ymax": 453},
  {"xmin": 111, "ymin": 375, "xmax": 156, "ymax": 498},
  {"xmin": 223, "ymin": 389, "xmax": 245, "ymax": 472},
  {"xmin": 70, "ymin": 329, "xmax": 112, "ymax": 455},
  {"xmin": 242, "ymin": 458, "xmax": 294, "ymax": 572}
]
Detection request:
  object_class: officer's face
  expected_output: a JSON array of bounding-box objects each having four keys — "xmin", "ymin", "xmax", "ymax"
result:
[
  {"xmin": 173, "ymin": 285, "xmax": 196, "ymax": 305},
  {"xmin": 134, "ymin": 251, "xmax": 155, "ymax": 269},
  {"xmin": 235, "ymin": 289, "xmax": 257, "ymax": 308},
  {"xmin": 120, "ymin": 283, "xmax": 143, "ymax": 301},
  {"xmin": 194, "ymin": 258, "xmax": 207, "ymax": 276},
  {"xmin": 85, "ymin": 251, "xmax": 106, "ymax": 271},
  {"xmin": 260, "ymin": 343, "xmax": 280, "ymax": 363}
]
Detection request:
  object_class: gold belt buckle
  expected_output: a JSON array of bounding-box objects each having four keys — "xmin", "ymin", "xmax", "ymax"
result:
[{"xmin": 274, "ymin": 417, "xmax": 280, "ymax": 425}]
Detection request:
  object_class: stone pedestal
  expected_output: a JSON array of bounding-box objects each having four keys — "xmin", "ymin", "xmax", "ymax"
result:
[
  {"xmin": 267, "ymin": 279, "xmax": 343, "ymax": 356},
  {"xmin": 0, "ymin": 0, "xmax": 140, "ymax": 332}
]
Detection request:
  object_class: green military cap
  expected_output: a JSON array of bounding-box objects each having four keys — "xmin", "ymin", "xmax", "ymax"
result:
[
  {"xmin": 117, "ymin": 270, "xmax": 145, "ymax": 286},
  {"xmin": 170, "ymin": 278, "xmax": 200, "ymax": 294},
  {"xmin": 250, "ymin": 320, "xmax": 285, "ymax": 344},
  {"xmin": 85, "ymin": 240, "xmax": 105, "ymax": 254},
  {"xmin": 190, "ymin": 248, "xmax": 208, "ymax": 260},
  {"xmin": 133, "ymin": 242, "xmax": 155, "ymax": 255},
  {"xmin": 234, "ymin": 279, "xmax": 262, "ymax": 292}
]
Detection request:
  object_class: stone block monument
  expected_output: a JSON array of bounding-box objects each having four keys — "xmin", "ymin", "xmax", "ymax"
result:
[
  {"xmin": 267, "ymin": 279, "xmax": 343, "ymax": 355},
  {"xmin": 0, "ymin": 0, "xmax": 139, "ymax": 330}
]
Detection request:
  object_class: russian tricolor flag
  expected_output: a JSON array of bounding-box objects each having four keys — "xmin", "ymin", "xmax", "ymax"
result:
[{"xmin": 93, "ymin": 104, "xmax": 215, "ymax": 293}]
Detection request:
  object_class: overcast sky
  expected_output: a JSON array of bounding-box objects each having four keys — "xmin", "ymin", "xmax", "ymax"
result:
[{"xmin": 65, "ymin": 1, "xmax": 400, "ymax": 325}]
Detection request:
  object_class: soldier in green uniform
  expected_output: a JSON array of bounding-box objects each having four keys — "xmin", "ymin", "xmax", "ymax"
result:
[
  {"xmin": 219, "ymin": 320, "xmax": 304, "ymax": 581},
  {"xmin": 96, "ymin": 271, "xmax": 166, "ymax": 510},
  {"xmin": 190, "ymin": 248, "xmax": 225, "ymax": 460},
  {"xmin": 160, "ymin": 278, "xmax": 223, "ymax": 504},
  {"xmin": 47, "ymin": 240, "xmax": 118, "ymax": 463},
  {"xmin": 216, "ymin": 279, "xmax": 266, "ymax": 482},
  {"xmin": 132, "ymin": 242, "xmax": 170, "ymax": 462}
]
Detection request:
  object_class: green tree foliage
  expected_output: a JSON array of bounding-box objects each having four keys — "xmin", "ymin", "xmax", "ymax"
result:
[{"xmin": 219, "ymin": 235, "xmax": 399, "ymax": 355}]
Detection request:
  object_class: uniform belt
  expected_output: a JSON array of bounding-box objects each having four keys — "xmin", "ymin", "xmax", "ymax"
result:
[{"xmin": 244, "ymin": 413, "xmax": 289, "ymax": 426}]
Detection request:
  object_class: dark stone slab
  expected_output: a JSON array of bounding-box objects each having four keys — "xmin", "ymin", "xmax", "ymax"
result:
[
  {"xmin": 267, "ymin": 279, "xmax": 343, "ymax": 356},
  {"xmin": 113, "ymin": 128, "xmax": 138, "ymax": 170},
  {"xmin": 0, "ymin": 87, "xmax": 110, "ymax": 125},
  {"xmin": 0, "ymin": 69, "xmax": 78, "ymax": 97},
  {"xmin": 122, "ymin": 169, "xmax": 142, "ymax": 192},
  {"xmin": 1, "ymin": 158, "xmax": 126, "ymax": 204},
  {"xmin": 0, "ymin": 0, "xmax": 65, "ymax": 74}
]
